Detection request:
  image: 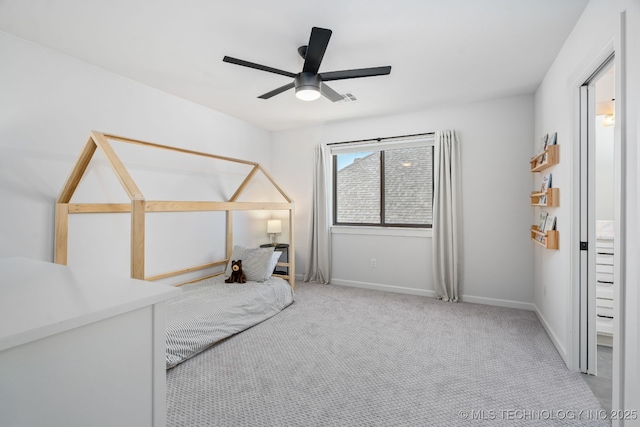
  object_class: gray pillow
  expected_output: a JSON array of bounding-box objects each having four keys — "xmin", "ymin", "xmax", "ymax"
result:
[
  {"xmin": 269, "ymin": 251, "xmax": 282, "ymax": 273},
  {"xmin": 225, "ymin": 245, "xmax": 275, "ymax": 282}
]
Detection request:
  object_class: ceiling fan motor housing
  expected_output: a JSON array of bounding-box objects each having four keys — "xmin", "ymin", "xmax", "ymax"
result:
[
  {"xmin": 295, "ymin": 72, "xmax": 322, "ymax": 100},
  {"xmin": 295, "ymin": 72, "xmax": 321, "ymax": 91}
]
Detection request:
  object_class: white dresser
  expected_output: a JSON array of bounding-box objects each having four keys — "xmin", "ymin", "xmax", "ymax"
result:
[
  {"xmin": 595, "ymin": 221, "xmax": 614, "ymax": 346},
  {"xmin": 0, "ymin": 257, "xmax": 180, "ymax": 427}
]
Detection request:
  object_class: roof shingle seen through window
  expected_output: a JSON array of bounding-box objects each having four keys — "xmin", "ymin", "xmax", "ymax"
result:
[{"xmin": 336, "ymin": 146, "xmax": 432, "ymax": 225}]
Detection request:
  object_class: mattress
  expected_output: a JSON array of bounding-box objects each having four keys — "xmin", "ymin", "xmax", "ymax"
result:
[{"xmin": 165, "ymin": 274, "xmax": 294, "ymax": 369}]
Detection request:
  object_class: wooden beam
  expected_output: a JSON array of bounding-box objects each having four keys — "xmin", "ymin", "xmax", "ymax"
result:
[
  {"xmin": 131, "ymin": 199, "xmax": 145, "ymax": 279},
  {"xmin": 101, "ymin": 132, "xmax": 258, "ymax": 167},
  {"xmin": 144, "ymin": 259, "xmax": 228, "ymax": 281},
  {"xmin": 54, "ymin": 203, "xmax": 69, "ymax": 265},
  {"xmin": 91, "ymin": 131, "xmax": 144, "ymax": 200},
  {"xmin": 174, "ymin": 272, "xmax": 224, "ymax": 287},
  {"xmin": 229, "ymin": 164, "xmax": 260, "ymax": 202},
  {"xmin": 258, "ymin": 165, "xmax": 293, "ymax": 203},
  {"xmin": 69, "ymin": 203, "xmax": 132, "ymax": 213},
  {"xmin": 57, "ymin": 137, "xmax": 97, "ymax": 203},
  {"xmin": 67, "ymin": 201, "xmax": 293, "ymax": 213},
  {"xmin": 144, "ymin": 201, "xmax": 293, "ymax": 212},
  {"xmin": 59, "ymin": 132, "xmax": 297, "ymax": 290},
  {"xmin": 226, "ymin": 211, "xmax": 233, "ymax": 266}
]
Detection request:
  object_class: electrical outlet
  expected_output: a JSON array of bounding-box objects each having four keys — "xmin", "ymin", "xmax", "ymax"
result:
[{"xmin": 370, "ymin": 258, "xmax": 377, "ymax": 268}]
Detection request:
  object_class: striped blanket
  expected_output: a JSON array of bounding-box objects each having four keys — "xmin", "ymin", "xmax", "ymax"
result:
[{"xmin": 165, "ymin": 275, "xmax": 294, "ymax": 368}]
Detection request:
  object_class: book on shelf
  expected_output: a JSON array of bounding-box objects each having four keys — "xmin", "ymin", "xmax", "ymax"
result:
[
  {"xmin": 544, "ymin": 215, "xmax": 556, "ymax": 233},
  {"xmin": 541, "ymin": 173, "xmax": 552, "ymax": 193},
  {"xmin": 535, "ymin": 134, "xmax": 548, "ymax": 157},
  {"xmin": 536, "ymin": 153, "xmax": 547, "ymax": 167},
  {"xmin": 548, "ymin": 132, "xmax": 557, "ymax": 145},
  {"xmin": 537, "ymin": 212, "xmax": 548, "ymax": 232},
  {"xmin": 539, "ymin": 195, "xmax": 547, "ymax": 205},
  {"xmin": 540, "ymin": 134, "xmax": 549, "ymax": 154}
]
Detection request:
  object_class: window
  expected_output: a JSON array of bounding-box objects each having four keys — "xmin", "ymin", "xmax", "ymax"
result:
[{"xmin": 332, "ymin": 139, "xmax": 434, "ymax": 228}]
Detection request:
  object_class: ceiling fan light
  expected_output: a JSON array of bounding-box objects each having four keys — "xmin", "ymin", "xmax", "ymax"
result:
[{"xmin": 295, "ymin": 87, "xmax": 321, "ymax": 101}]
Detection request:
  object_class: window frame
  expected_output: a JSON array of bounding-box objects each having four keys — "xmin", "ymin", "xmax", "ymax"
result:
[{"xmin": 331, "ymin": 139, "xmax": 434, "ymax": 229}]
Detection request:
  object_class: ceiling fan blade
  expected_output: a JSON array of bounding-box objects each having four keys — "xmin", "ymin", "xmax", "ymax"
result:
[
  {"xmin": 302, "ymin": 27, "xmax": 332, "ymax": 74},
  {"xmin": 320, "ymin": 66, "xmax": 392, "ymax": 82},
  {"xmin": 258, "ymin": 82, "xmax": 295, "ymax": 99},
  {"xmin": 223, "ymin": 56, "xmax": 296, "ymax": 78},
  {"xmin": 320, "ymin": 83, "xmax": 344, "ymax": 102}
]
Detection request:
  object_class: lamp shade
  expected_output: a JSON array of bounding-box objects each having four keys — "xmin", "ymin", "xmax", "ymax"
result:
[{"xmin": 267, "ymin": 220, "xmax": 282, "ymax": 234}]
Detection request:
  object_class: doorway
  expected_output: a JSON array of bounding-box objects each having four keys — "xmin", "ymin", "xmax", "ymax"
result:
[{"xmin": 579, "ymin": 55, "xmax": 615, "ymax": 412}]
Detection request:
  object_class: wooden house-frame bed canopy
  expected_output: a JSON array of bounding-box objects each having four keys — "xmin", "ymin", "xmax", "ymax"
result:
[{"xmin": 54, "ymin": 131, "xmax": 295, "ymax": 289}]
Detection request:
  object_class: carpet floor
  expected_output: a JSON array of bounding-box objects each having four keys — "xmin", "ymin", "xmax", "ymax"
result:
[{"xmin": 166, "ymin": 282, "xmax": 608, "ymax": 426}]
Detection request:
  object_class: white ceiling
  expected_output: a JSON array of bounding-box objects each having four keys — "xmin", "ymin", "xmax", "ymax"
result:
[{"xmin": 0, "ymin": 0, "xmax": 589, "ymax": 131}]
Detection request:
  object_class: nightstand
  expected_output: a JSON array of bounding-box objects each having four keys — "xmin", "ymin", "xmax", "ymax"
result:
[{"xmin": 260, "ymin": 243, "xmax": 289, "ymax": 275}]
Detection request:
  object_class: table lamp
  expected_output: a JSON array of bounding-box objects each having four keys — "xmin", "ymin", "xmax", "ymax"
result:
[{"xmin": 267, "ymin": 219, "xmax": 282, "ymax": 245}]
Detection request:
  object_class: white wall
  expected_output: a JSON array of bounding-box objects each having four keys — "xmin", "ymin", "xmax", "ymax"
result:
[
  {"xmin": 272, "ymin": 94, "xmax": 535, "ymax": 309},
  {"xmin": 0, "ymin": 32, "xmax": 276, "ymax": 283},
  {"xmin": 533, "ymin": 0, "xmax": 640, "ymax": 418},
  {"xmin": 595, "ymin": 115, "xmax": 615, "ymax": 220}
]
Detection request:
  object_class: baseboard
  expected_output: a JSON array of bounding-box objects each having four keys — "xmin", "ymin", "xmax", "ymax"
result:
[
  {"xmin": 460, "ymin": 294, "xmax": 536, "ymax": 311},
  {"xmin": 330, "ymin": 279, "xmax": 436, "ymax": 297},
  {"xmin": 329, "ymin": 279, "xmax": 536, "ymax": 312},
  {"xmin": 533, "ymin": 304, "xmax": 569, "ymax": 365}
]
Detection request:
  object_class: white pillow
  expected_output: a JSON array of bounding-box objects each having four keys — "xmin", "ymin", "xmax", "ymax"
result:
[
  {"xmin": 268, "ymin": 251, "xmax": 282, "ymax": 274},
  {"xmin": 225, "ymin": 245, "xmax": 275, "ymax": 282}
]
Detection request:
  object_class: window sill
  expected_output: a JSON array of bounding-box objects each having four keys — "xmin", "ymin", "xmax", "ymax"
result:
[{"xmin": 331, "ymin": 226, "xmax": 432, "ymax": 238}]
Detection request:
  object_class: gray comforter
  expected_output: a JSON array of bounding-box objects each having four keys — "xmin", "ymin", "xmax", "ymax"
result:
[{"xmin": 165, "ymin": 275, "xmax": 294, "ymax": 368}]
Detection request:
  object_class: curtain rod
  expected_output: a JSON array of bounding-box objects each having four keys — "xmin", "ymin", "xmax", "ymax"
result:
[{"xmin": 326, "ymin": 132, "xmax": 435, "ymax": 146}]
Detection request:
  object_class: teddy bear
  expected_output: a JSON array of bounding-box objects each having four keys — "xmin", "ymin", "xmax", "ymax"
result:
[{"xmin": 225, "ymin": 260, "xmax": 247, "ymax": 283}]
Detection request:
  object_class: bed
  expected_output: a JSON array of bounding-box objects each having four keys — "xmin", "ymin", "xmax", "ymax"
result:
[
  {"xmin": 53, "ymin": 131, "xmax": 297, "ymax": 368},
  {"xmin": 166, "ymin": 274, "xmax": 294, "ymax": 368}
]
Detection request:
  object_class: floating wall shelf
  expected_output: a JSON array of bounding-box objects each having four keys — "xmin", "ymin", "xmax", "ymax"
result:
[
  {"xmin": 531, "ymin": 226, "xmax": 559, "ymax": 250},
  {"xmin": 530, "ymin": 145, "xmax": 559, "ymax": 172},
  {"xmin": 530, "ymin": 188, "xmax": 560, "ymax": 207}
]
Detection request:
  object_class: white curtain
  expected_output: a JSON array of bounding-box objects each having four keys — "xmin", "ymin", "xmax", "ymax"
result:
[
  {"xmin": 432, "ymin": 130, "xmax": 461, "ymax": 302},
  {"xmin": 303, "ymin": 144, "xmax": 331, "ymax": 284}
]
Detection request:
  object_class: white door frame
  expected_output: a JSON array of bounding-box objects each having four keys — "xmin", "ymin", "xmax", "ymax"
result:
[
  {"xmin": 569, "ymin": 12, "xmax": 627, "ymax": 419},
  {"xmin": 570, "ymin": 41, "xmax": 613, "ymax": 374},
  {"xmin": 578, "ymin": 55, "xmax": 614, "ymax": 375}
]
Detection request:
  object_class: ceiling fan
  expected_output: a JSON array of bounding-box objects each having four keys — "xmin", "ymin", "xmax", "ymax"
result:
[{"xmin": 223, "ymin": 27, "xmax": 391, "ymax": 102}]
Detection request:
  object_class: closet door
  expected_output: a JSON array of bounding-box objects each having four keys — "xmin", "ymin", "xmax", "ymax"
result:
[{"xmin": 578, "ymin": 83, "xmax": 597, "ymax": 374}]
